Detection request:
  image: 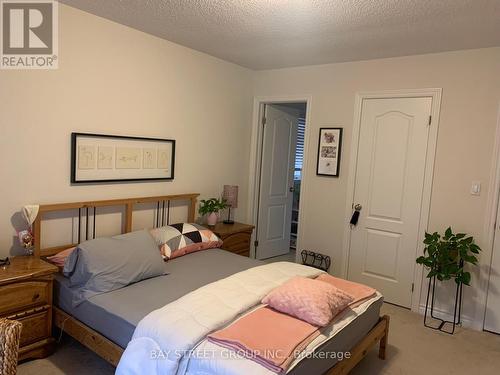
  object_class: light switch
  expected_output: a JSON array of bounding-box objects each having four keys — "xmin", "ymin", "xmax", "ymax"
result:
[{"xmin": 471, "ymin": 181, "xmax": 481, "ymax": 196}]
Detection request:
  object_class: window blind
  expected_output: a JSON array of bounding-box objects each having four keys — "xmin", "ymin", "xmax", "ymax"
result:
[{"xmin": 295, "ymin": 117, "xmax": 306, "ymax": 180}]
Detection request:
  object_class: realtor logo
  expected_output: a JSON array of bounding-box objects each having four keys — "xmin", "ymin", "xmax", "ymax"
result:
[{"xmin": 1, "ymin": 0, "xmax": 58, "ymax": 69}]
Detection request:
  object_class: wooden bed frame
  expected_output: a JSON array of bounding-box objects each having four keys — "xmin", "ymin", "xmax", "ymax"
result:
[
  {"xmin": 33, "ymin": 193, "xmax": 199, "ymax": 257},
  {"xmin": 32, "ymin": 193, "xmax": 389, "ymax": 374}
]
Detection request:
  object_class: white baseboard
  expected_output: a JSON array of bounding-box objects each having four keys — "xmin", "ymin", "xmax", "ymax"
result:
[{"xmin": 418, "ymin": 304, "xmax": 482, "ymax": 331}]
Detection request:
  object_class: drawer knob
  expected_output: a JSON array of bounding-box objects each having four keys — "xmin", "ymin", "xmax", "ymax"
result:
[{"xmin": 32, "ymin": 293, "xmax": 40, "ymax": 301}]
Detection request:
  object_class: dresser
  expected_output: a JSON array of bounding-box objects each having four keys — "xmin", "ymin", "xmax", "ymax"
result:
[
  {"xmin": 210, "ymin": 222, "xmax": 255, "ymax": 257},
  {"xmin": 0, "ymin": 256, "xmax": 58, "ymax": 361}
]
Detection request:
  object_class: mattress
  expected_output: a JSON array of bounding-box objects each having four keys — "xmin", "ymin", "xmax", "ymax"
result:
[
  {"xmin": 54, "ymin": 249, "xmax": 383, "ymax": 374},
  {"xmin": 289, "ymin": 296, "xmax": 382, "ymax": 375},
  {"xmin": 54, "ymin": 249, "xmax": 262, "ymax": 348}
]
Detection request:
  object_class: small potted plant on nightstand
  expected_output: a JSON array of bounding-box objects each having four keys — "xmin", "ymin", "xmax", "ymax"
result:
[{"xmin": 198, "ymin": 198, "xmax": 227, "ymax": 226}]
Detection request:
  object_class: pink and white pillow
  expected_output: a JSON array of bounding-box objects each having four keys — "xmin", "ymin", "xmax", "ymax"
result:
[
  {"xmin": 46, "ymin": 247, "xmax": 76, "ymax": 267},
  {"xmin": 149, "ymin": 223, "xmax": 222, "ymax": 260},
  {"xmin": 262, "ymin": 276, "xmax": 354, "ymax": 327}
]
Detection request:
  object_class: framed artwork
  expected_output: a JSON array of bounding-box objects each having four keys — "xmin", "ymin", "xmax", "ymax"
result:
[
  {"xmin": 71, "ymin": 133, "xmax": 175, "ymax": 183},
  {"xmin": 316, "ymin": 128, "xmax": 342, "ymax": 177}
]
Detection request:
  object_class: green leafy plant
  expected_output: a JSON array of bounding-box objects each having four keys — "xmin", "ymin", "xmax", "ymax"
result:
[
  {"xmin": 198, "ymin": 198, "xmax": 227, "ymax": 216},
  {"xmin": 416, "ymin": 227, "xmax": 481, "ymax": 286}
]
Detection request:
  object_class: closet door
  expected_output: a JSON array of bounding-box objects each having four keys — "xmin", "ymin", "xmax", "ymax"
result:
[
  {"xmin": 485, "ymin": 198, "xmax": 500, "ymax": 334},
  {"xmin": 347, "ymin": 97, "xmax": 432, "ymax": 308}
]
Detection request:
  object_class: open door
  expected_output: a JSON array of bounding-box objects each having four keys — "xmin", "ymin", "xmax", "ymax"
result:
[{"xmin": 256, "ymin": 104, "xmax": 298, "ymax": 259}]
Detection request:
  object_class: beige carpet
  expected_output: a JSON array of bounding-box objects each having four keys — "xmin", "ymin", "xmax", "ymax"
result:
[
  {"xmin": 262, "ymin": 250, "xmax": 297, "ymax": 263},
  {"xmin": 18, "ymin": 303, "xmax": 500, "ymax": 375}
]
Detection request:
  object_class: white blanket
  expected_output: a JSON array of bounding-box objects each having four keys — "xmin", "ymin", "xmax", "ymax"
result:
[{"xmin": 116, "ymin": 262, "xmax": 323, "ymax": 375}]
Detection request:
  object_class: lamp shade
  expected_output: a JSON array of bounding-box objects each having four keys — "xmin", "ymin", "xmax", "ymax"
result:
[
  {"xmin": 222, "ymin": 185, "xmax": 238, "ymax": 208},
  {"xmin": 22, "ymin": 205, "xmax": 39, "ymax": 227}
]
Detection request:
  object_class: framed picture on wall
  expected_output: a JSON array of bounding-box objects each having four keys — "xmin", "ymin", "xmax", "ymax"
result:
[
  {"xmin": 71, "ymin": 133, "xmax": 175, "ymax": 183},
  {"xmin": 316, "ymin": 127, "xmax": 342, "ymax": 177}
]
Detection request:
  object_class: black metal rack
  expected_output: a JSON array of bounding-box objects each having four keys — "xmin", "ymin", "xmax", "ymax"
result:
[
  {"xmin": 423, "ymin": 265, "xmax": 464, "ymax": 335},
  {"xmin": 301, "ymin": 250, "xmax": 331, "ymax": 272}
]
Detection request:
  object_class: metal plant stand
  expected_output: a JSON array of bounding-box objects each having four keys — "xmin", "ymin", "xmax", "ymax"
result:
[{"xmin": 423, "ymin": 268, "xmax": 463, "ymax": 335}]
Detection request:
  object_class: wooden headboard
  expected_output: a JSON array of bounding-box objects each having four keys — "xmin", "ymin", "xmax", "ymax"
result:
[{"xmin": 33, "ymin": 193, "xmax": 199, "ymax": 258}]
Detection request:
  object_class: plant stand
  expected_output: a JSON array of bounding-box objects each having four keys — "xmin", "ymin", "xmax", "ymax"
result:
[{"xmin": 423, "ymin": 275, "xmax": 463, "ymax": 334}]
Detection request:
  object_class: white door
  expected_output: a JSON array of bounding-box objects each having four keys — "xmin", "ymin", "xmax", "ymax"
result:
[
  {"xmin": 485, "ymin": 193, "xmax": 500, "ymax": 334},
  {"xmin": 348, "ymin": 97, "xmax": 433, "ymax": 308},
  {"xmin": 257, "ymin": 104, "xmax": 298, "ymax": 259}
]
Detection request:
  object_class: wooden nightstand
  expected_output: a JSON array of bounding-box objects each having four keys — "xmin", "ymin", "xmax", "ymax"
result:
[
  {"xmin": 210, "ymin": 222, "xmax": 255, "ymax": 257},
  {"xmin": 0, "ymin": 256, "xmax": 58, "ymax": 361}
]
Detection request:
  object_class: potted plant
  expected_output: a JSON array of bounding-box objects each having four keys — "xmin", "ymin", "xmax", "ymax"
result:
[
  {"xmin": 416, "ymin": 227, "xmax": 481, "ymax": 286},
  {"xmin": 416, "ymin": 227, "xmax": 482, "ymax": 333},
  {"xmin": 198, "ymin": 198, "xmax": 227, "ymax": 226}
]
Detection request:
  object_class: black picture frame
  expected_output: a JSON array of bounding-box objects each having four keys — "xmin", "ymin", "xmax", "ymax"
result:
[
  {"xmin": 71, "ymin": 132, "xmax": 175, "ymax": 184},
  {"xmin": 316, "ymin": 127, "xmax": 342, "ymax": 177}
]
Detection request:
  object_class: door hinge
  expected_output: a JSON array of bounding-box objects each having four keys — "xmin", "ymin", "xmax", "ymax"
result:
[
  {"xmin": 262, "ymin": 117, "xmax": 266, "ymax": 126},
  {"xmin": 254, "ymin": 240, "xmax": 259, "ymax": 247},
  {"xmin": 411, "ymin": 283, "xmax": 415, "ymax": 293},
  {"xmin": 428, "ymin": 116, "xmax": 432, "ymax": 126}
]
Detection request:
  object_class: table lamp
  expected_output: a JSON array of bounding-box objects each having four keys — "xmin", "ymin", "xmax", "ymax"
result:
[{"xmin": 222, "ymin": 185, "xmax": 238, "ymax": 224}]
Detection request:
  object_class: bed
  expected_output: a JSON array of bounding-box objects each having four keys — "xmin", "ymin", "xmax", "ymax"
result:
[{"xmin": 32, "ymin": 193, "xmax": 389, "ymax": 374}]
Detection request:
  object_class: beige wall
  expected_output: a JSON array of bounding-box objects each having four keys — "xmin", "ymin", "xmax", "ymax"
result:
[
  {"xmin": 0, "ymin": 4, "xmax": 253, "ymax": 256},
  {"xmin": 253, "ymin": 47, "xmax": 500, "ymax": 327}
]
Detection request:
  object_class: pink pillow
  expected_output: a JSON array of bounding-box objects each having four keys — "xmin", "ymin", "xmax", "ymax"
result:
[
  {"xmin": 47, "ymin": 247, "xmax": 76, "ymax": 267},
  {"xmin": 262, "ymin": 276, "xmax": 354, "ymax": 327}
]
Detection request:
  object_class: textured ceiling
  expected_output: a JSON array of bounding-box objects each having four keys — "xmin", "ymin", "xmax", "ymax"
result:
[{"xmin": 60, "ymin": 0, "xmax": 500, "ymax": 70}]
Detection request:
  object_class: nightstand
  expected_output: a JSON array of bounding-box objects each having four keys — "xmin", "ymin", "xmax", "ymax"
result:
[
  {"xmin": 210, "ymin": 222, "xmax": 255, "ymax": 257},
  {"xmin": 0, "ymin": 256, "xmax": 58, "ymax": 361}
]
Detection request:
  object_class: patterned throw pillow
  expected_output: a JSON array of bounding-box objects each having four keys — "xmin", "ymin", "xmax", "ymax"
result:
[{"xmin": 149, "ymin": 223, "xmax": 222, "ymax": 260}]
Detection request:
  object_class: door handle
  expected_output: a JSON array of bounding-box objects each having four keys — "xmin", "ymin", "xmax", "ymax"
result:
[
  {"xmin": 289, "ymin": 187, "xmax": 295, "ymax": 192},
  {"xmin": 350, "ymin": 204, "xmax": 362, "ymax": 227}
]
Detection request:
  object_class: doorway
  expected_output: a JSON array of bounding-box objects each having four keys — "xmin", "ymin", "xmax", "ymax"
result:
[
  {"xmin": 344, "ymin": 90, "xmax": 441, "ymax": 310},
  {"xmin": 485, "ymin": 193, "xmax": 500, "ymax": 334},
  {"xmin": 484, "ymin": 105, "xmax": 500, "ymax": 334},
  {"xmin": 253, "ymin": 102, "xmax": 307, "ymax": 260}
]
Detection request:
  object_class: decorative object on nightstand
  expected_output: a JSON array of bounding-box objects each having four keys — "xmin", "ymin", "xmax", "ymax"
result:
[
  {"xmin": 198, "ymin": 198, "xmax": 228, "ymax": 226},
  {"xmin": 222, "ymin": 185, "xmax": 238, "ymax": 224},
  {"xmin": 210, "ymin": 222, "xmax": 254, "ymax": 257},
  {"xmin": 16, "ymin": 205, "xmax": 39, "ymax": 255},
  {"xmin": 0, "ymin": 257, "xmax": 10, "ymax": 269},
  {"xmin": 0, "ymin": 256, "xmax": 58, "ymax": 361}
]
